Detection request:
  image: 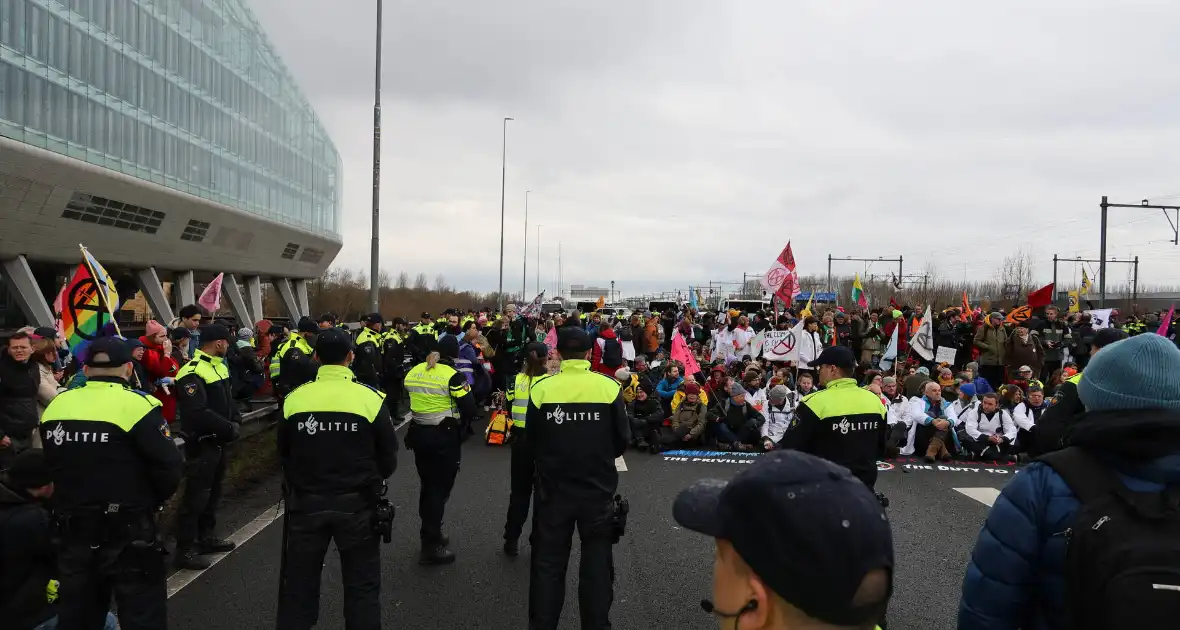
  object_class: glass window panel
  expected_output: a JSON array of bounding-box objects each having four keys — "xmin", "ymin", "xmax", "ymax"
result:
[
  {"xmin": 29, "ymin": 4, "xmax": 46, "ymax": 63},
  {"xmin": 69, "ymin": 26, "xmax": 83, "ymax": 78},
  {"xmin": 26, "ymin": 73, "xmax": 43, "ymax": 132}
]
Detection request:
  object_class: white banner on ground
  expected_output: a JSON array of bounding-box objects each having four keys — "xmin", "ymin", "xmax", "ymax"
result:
[
  {"xmin": 910, "ymin": 305, "xmax": 935, "ymax": 361},
  {"xmin": 935, "ymin": 346, "xmax": 957, "ymax": 365},
  {"xmin": 1087, "ymin": 308, "xmax": 1114, "ymax": 330}
]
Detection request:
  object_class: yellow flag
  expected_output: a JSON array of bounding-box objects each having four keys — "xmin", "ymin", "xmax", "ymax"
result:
[
  {"xmin": 1080, "ymin": 270, "xmax": 1092, "ymax": 295},
  {"xmin": 595, "ymin": 296, "xmax": 605, "ymax": 310},
  {"xmin": 800, "ymin": 293, "xmax": 814, "ymax": 318},
  {"xmin": 1067, "ymin": 290, "xmax": 1080, "ymax": 313}
]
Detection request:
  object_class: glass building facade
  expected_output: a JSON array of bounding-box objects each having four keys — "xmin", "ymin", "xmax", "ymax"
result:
[{"xmin": 0, "ymin": 0, "xmax": 342, "ymax": 238}]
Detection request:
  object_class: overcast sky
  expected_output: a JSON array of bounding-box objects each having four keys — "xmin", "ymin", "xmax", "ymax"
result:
[{"xmin": 251, "ymin": 0, "xmax": 1180, "ymax": 298}]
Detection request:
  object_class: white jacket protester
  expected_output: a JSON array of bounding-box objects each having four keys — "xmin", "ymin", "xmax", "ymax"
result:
[
  {"xmin": 732, "ymin": 326, "xmax": 755, "ymax": 359},
  {"xmin": 797, "ymin": 330, "xmax": 824, "ymax": 370},
  {"xmin": 762, "ymin": 402, "xmax": 794, "ymax": 444},
  {"xmin": 961, "ymin": 405, "xmax": 1018, "ymax": 443},
  {"xmin": 712, "ymin": 328, "xmax": 735, "ymax": 363},
  {"xmin": 901, "ymin": 395, "xmax": 960, "ymax": 456},
  {"xmin": 1011, "ymin": 401, "xmax": 1048, "ymax": 432},
  {"xmin": 950, "ymin": 397, "xmax": 977, "ymax": 423}
]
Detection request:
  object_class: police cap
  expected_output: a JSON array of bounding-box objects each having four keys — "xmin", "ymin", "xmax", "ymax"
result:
[
  {"xmin": 86, "ymin": 337, "xmax": 132, "ymax": 367},
  {"xmin": 556, "ymin": 327, "xmax": 593, "ymax": 354},
  {"xmin": 392, "ymin": 317, "xmax": 407, "ymax": 326},
  {"xmin": 362, "ymin": 312, "xmax": 383, "ymax": 325},
  {"xmin": 197, "ymin": 324, "xmax": 231, "ymax": 345},
  {"xmin": 296, "ymin": 316, "xmax": 319, "ymax": 334},
  {"xmin": 810, "ymin": 345, "xmax": 857, "ymax": 370},
  {"xmin": 315, "ymin": 327, "xmax": 354, "ymax": 363}
]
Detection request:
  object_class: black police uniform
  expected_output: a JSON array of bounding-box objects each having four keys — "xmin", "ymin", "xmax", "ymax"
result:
[
  {"xmin": 351, "ymin": 315, "xmax": 384, "ymax": 388},
  {"xmin": 174, "ymin": 325, "xmax": 241, "ymax": 569},
  {"xmin": 526, "ymin": 328, "xmax": 630, "ymax": 630},
  {"xmin": 40, "ymin": 337, "xmax": 183, "ymax": 630},
  {"xmin": 277, "ymin": 328, "xmax": 399, "ymax": 630},
  {"xmin": 780, "ymin": 346, "xmax": 887, "ymax": 489},
  {"xmin": 381, "ymin": 321, "xmax": 415, "ymax": 419},
  {"xmin": 277, "ymin": 318, "xmax": 321, "ymax": 396}
]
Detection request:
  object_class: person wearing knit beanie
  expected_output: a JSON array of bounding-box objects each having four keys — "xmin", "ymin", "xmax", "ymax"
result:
[
  {"xmin": 1078, "ymin": 334, "xmax": 1180, "ymax": 413},
  {"xmin": 145, "ymin": 319, "xmax": 167, "ymax": 339}
]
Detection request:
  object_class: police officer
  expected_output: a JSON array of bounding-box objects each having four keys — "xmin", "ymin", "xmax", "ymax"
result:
[
  {"xmin": 174, "ymin": 324, "xmax": 241, "ymax": 570},
  {"xmin": 527, "ymin": 327, "xmax": 630, "ymax": 629},
  {"xmin": 501, "ymin": 341, "xmax": 550, "ymax": 556},
  {"xmin": 403, "ymin": 336, "xmax": 475, "ymax": 565},
  {"xmin": 410, "ymin": 312, "xmax": 438, "ymax": 360},
  {"xmin": 1032, "ymin": 327, "xmax": 1128, "ymax": 456},
  {"xmin": 780, "ymin": 345, "xmax": 886, "ymax": 490},
  {"xmin": 351, "ymin": 313, "xmax": 384, "ymax": 388},
  {"xmin": 40, "ymin": 337, "xmax": 183, "ymax": 629},
  {"xmin": 381, "ymin": 317, "xmax": 414, "ymax": 420},
  {"xmin": 276, "ymin": 328, "xmax": 399, "ymax": 630},
  {"xmin": 271, "ymin": 317, "xmax": 320, "ymax": 398}
]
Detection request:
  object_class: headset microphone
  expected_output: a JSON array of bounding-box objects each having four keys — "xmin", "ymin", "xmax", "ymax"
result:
[{"xmin": 701, "ymin": 599, "xmax": 758, "ymax": 617}]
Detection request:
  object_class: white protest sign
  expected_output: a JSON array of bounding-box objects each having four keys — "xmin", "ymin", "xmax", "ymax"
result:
[
  {"xmin": 935, "ymin": 346, "xmax": 958, "ymax": 365},
  {"xmin": 1086, "ymin": 309, "xmax": 1113, "ymax": 330},
  {"xmin": 750, "ymin": 331, "xmax": 767, "ymax": 359},
  {"xmin": 762, "ymin": 328, "xmax": 798, "ymax": 362}
]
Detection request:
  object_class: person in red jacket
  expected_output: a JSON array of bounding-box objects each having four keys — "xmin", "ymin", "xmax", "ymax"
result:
[
  {"xmin": 139, "ymin": 319, "xmax": 180, "ymax": 423},
  {"xmin": 591, "ymin": 326, "xmax": 625, "ymax": 376}
]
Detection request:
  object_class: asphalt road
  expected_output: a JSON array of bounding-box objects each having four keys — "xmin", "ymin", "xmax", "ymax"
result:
[{"xmin": 166, "ymin": 434, "xmax": 1018, "ymax": 630}]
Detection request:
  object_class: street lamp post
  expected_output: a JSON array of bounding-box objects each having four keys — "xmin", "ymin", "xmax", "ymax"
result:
[
  {"xmin": 521, "ymin": 190, "xmax": 531, "ymax": 300},
  {"xmin": 368, "ymin": 0, "xmax": 383, "ymax": 312},
  {"xmin": 497, "ymin": 117, "xmax": 514, "ymax": 310},
  {"xmin": 536, "ymin": 224, "xmax": 542, "ymax": 296}
]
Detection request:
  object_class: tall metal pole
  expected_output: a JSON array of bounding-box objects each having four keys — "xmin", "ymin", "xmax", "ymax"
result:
[
  {"xmin": 1052, "ymin": 254, "xmax": 1058, "ymax": 303},
  {"xmin": 827, "ymin": 255, "xmax": 832, "ymax": 296},
  {"xmin": 536, "ymin": 224, "xmax": 542, "ymax": 296},
  {"xmin": 497, "ymin": 117, "xmax": 514, "ymax": 310},
  {"xmin": 368, "ymin": 0, "xmax": 383, "ymax": 312},
  {"xmin": 522, "ymin": 190, "xmax": 530, "ymax": 300},
  {"xmin": 1133, "ymin": 255, "xmax": 1139, "ymax": 305},
  {"xmin": 1099, "ymin": 196, "xmax": 1108, "ymax": 307}
]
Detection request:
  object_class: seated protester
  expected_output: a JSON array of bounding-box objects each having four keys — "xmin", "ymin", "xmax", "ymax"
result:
[
  {"xmin": 1009, "ymin": 364, "xmax": 1044, "ymax": 395},
  {"xmin": 963, "ymin": 362, "xmax": 995, "ymax": 396},
  {"xmin": 904, "ymin": 366, "xmax": 932, "ymax": 398},
  {"xmin": 881, "ymin": 377, "xmax": 911, "ymax": 458},
  {"xmin": 741, "ymin": 369, "xmax": 767, "ymax": 415},
  {"xmin": 761, "ymin": 385, "xmax": 795, "ymax": 451},
  {"xmin": 937, "ymin": 367, "xmax": 956, "ymax": 389},
  {"xmin": 907, "ymin": 381, "xmax": 960, "ymax": 463},
  {"xmin": 655, "ymin": 364, "xmax": 684, "ymax": 414},
  {"xmin": 793, "ymin": 371, "xmax": 817, "ymax": 403},
  {"xmin": 713, "ymin": 383, "xmax": 765, "ymax": 451},
  {"xmin": 630, "ymin": 386, "xmax": 667, "ymax": 452},
  {"xmin": 616, "ymin": 368, "xmax": 640, "ymax": 404},
  {"xmin": 654, "ymin": 383, "xmax": 709, "ymax": 452},
  {"xmin": 701, "ymin": 364, "xmax": 729, "ymax": 400},
  {"xmin": 630, "ymin": 355, "xmax": 655, "ymax": 394},
  {"xmin": 951, "ymin": 383, "xmax": 979, "ymax": 422},
  {"xmin": 998, "ymin": 383, "xmax": 1024, "ymax": 413},
  {"xmin": 671, "ymin": 375, "xmax": 709, "ymax": 412},
  {"xmin": 960, "ymin": 393, "xmax": 1018, "ymax": 461},
  {"xmin": 1012, "ymin": 384, "xmax": 1049, "ymax": 460},
  {"xmin": 959, "ymin": 334, "xmax": 1180, "ymax": 630}
]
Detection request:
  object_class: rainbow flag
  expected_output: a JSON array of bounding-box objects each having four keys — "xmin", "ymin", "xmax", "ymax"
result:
[
  {"xmin": 56, "ymin": 247, "xmax": 121, "ymax": 361},
  {"xmin": 851, "ymin": 273, "xmax": 868, "ymax": 309}
]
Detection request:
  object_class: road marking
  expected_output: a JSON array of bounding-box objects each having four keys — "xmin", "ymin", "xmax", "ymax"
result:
[
  {"xmin": 167, "ymin": 503, "xmax": 284, "ymax": 598},
  {"xmin": 615, "ymin": 456, "xmax": 628, "ymax": 472},
  {"xmin": 955, "ymin": 487, "xmax": 1001, "ymax": 507}
]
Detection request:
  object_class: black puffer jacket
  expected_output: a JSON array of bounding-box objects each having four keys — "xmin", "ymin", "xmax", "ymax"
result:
[
  {"xmin": 0, "ymin": 354, "xmax": 40, "ymax": 441},
  {"xmin": 0, "ymin": 477, "xmax": 55, "ymax": 629}
]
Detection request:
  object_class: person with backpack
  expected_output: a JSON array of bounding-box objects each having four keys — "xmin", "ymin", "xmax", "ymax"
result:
[
  {"xmin": 591, "ymin": 325, "xmax": 625, "ymax": 377},
  {"xmin": 958, "ymin": 333, "xmax": 1180, "ymax": 630}
]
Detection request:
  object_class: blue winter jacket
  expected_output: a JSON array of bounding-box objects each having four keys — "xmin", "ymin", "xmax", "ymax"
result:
[
  {"xmin": 656, "ymin": 376, "xmax": 684, "ymax": 401},
  {"xmin": 958, "ymin": 408, "xmax": 1180, "ymax": 630}
]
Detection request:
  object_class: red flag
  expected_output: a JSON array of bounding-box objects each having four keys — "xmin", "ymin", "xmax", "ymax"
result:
[
  {"xmin": 760, "ymin": 241, "xmax": 800, "ymax": 305},
  {"xmin": 1027, "ymin": 283, "xmax": 1054, "ymax": 309}
]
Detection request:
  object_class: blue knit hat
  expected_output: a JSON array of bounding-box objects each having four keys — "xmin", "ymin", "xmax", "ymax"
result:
[{"xmin": 1078, "ymin": 334, "xmax": 1180, "ymax": 412}]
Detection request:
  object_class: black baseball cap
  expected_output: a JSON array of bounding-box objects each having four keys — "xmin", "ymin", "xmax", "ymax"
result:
[
  {"xmin": 85, "ymin": 337, "xmax": 132, "ymax": 367},
  {"xmin": 810, "ymin": 345, "xmax": 857, "ymax": 370},
  {"xmin": 317, "ymin": 312, "xmax": 337, "ymax": 324},
  {"xmin": 197, "ymin": 324, "xmax": 230, "ymax": 344},
  {"xmin": 392, "ymin": 317, "xmax": 407, "ymax": 326},
  {"xmin": 315, "ymin": 327, "xmax": 355, "ymax": 364},
  {"xmin": 362, "ymin": 313, "xmax": 383, "ymax": 325},
  {"xmin": 296, "ymin": 316, "xmax": 319, "ymax": 334},
  {"xmin": 556, "ymin": 327, "xmax": 593, "ymax": 353},
  {"xmin": 673, "ymin": 450, "xmax": 893, "ymax": 626}
]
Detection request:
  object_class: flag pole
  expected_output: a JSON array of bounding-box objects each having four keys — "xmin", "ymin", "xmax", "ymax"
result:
[{"xmin": 78, "ymin": 244, "xmax": 122, "ymax": 337}]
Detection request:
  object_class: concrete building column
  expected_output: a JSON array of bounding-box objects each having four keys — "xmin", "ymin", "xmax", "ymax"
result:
[
  {"xmin": 0, "ymin": 256, "xmax": 54, "ymax": 328},
  {"xmin": 293, "ymin": 279, "xmax": 310, "ymax": 320},
  {"xmin": 134, "ymin": 267, "xmax": 175, "ymax": 324},
  {"xmin": 245, "ymin": 276, "xmax": 264, "ymax": 323},
  {"xmin": 272, "ymin": 278, "xmax": 301, "ymax": 323},
  {"xmin": 175, "ymin": 270, "xmax": 196, "ymax": 312},
  {"xmin": 221, "ymin": 274, "xmax": 252, "ymax": 326}
]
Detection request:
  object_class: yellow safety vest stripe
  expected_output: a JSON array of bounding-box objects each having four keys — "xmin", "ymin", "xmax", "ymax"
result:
[
  {"xmin": 801, "ymin": 378, "xmax": 886, "ymax": 418},
  {"xmin": 282, "ymin": 365, "xmax": 386, "ymax": 420},
  {"xmin": 529, "ymin": 360, "xmax": 620, "ymax": 406},
  {"xmin": 40, "ymin": 381, "xmax": 160, "ymax": 431},
  {"xmin": 176, "ymin": 350, "xmax": 230, "ymax": 385},
  {"xmin": 509, "ymin": 373, "xmax": 534, "ymax": 427},
  {"xmin": 405, "ymin": 362, "xmax": 467, "ymax": 423},
  {"xmin": 1067, "ymin": 372, "xmax": 1083, "ymax": 385},
  {"xmin": 356, "ymin": 327, "xmax": 380, "ymax": 347},
  {"xmin": 270, "ymin": 333, "xmax": 312, "ymax": 378}
]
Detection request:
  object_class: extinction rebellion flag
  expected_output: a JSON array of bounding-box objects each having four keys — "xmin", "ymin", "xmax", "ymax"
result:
[{"xmin": 760, "ymin": 241, "xmax": 801, "ymax": 305}]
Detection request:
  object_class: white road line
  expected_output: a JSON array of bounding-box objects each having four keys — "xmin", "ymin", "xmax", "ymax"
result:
[
  {"xmin": 955, "ymin": 487, "xmax": 1002, "ymax": 507},
  {"xmin": 615, "ymin": 456, "xmax": 628, "ymax": 472},
  {"xmin": 167, "ymin": 503, "xmax": 285, "ymax": 598}
]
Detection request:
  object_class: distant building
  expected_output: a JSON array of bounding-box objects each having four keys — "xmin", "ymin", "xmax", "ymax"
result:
[
  {"xmin": 0, "ymin": 0, "xmax": 341, "ymax": 329},
  {"xmin": 568, "ymin": 284, "xmax": 610, "ymax": 300}
]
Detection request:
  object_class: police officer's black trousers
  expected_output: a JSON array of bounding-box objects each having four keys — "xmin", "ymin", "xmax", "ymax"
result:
[
  {"xmin": 529, "ymin": 493, "xmax": 615, "ymax": 630},
  {"xmin": 175, "ymin": 441, "xmax": 226, "ymax": 549},
  {"xmin": 277, "ymin": 505, "xmax": 380, "ymax": 630},
  {"xmin": 57, "ymin": 536, "xmax": 166, "ymax": 630},
  {"xmin": 408, "ymin": 422, "xmax": 462, "ymax": 544},
  {"xmin": 503, "ymin": 432, "xmax": 534, "ymax": 542}
]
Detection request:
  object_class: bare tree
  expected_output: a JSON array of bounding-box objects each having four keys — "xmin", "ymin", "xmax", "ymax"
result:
[
  {"xmin": 998, "ymin": 247, "xmax": 1036, "ymax": 300},
  {"xmin": 413, "ymin": 273, "xmax": 429, "ymax": 290},
  {"xmin": 395, "ymin": 271, "xmax": 410, "ymax": 289},
  {"xmin": 433, "ymin": 274, "xmax": 450, "ymax": 293},
  {"xmin": 378, "ymin": 270, "xmax": 393, "ymax": 290}
]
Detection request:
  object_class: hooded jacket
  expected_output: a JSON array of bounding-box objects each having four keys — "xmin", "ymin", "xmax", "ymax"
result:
[
  {"xmin": 0, "ymin": 354, "xmax": 40, "ymax": 441},
  {"xmin": 1005, "ymin": 331, "xmax": 1044, "ymax": 374},
  {"xmin": 668, "ymin": 400, "xmax": 708, "ymax": 440},
  {"xmin": 973, "ymin": 322, "xmax": 1009, "ymax": 366},
  {"xmin": 591, "ymin": 327, "xmax": 623, "ymax": 376},
  {"xmin": 0, "ymin": 477, "xmax": 55, "ymax": 629},
  {"xmin": 959, "ymin": 408, "xmax": 1180, "ymax": 630},
  {"xmin": 139, "ymin": 335, "xmax": 180, "ymax": 422}
]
